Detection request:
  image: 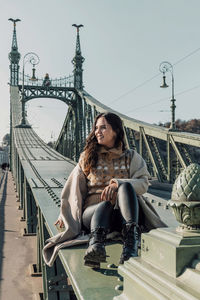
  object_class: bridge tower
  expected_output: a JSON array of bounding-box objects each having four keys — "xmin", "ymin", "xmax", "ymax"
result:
[
  {"xmin": 72, "ymin": 24, "xmax": 85, "ymax": 90},
  {"xmin": 8, "ymin": 18, "xmax": 21, "ymax": 172},
  {"xmin": 71, "ymin": 24, "xmax": 86, "ymax": 161},
  {"xmin": 8, "ymin": 18, "xmax": 21, "ymax": 86}
]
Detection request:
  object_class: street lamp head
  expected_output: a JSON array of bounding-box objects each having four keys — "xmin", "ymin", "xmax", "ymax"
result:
[
  {"xmin": 17, "ymin": 52, "xmax": 40, "ymax": 128},
  {"xmin": 29, "ymin": 66, "xmax": 37, "ymax": 81},
  {"xmin": 160, "ymin": 74, "xmax": 169, "ymax": 88},
  {"xmin": 159, "ymin": 60, "xmax": 176, "ymax": 130}
]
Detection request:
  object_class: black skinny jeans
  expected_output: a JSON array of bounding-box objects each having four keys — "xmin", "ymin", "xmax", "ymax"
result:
[{"xmin": 82, "ymin": 182, "xmax": 139, "ymax": 232}]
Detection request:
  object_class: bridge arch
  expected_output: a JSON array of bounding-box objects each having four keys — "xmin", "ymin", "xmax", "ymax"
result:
[
  {"xmin": 19, "ymin": 84, "xmax": 77, "ymax": 106},
  {"xmin": 26, "ymin": 96, "xmax": 71, "ymax": 143}
]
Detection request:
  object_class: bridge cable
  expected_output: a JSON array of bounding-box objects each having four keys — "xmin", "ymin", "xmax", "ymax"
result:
[
  {"xmin": 108, "ymin": 73, "xmax": 160, "ymax": 105},
  {"xmin": 125, "ymin": 82, "xmax": 200, "ymax": 114},
  {"xmin": 108, "ymin": 46, "xmax": 200, "ymax": 106}
]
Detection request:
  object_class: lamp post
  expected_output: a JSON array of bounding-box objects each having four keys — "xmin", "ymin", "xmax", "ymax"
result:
[
  {"xmin": 159, "ymin": 61, "xmax": 176, "ymax": 130},
  {"xmin": 17, "ymin": 52, "xmax": 40, "ymax": 128}
]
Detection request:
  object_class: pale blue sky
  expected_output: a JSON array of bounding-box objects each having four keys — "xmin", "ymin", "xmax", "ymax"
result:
[{"xmin": 0, "ymin": 0, "xmax": 200, "ymax": 143}]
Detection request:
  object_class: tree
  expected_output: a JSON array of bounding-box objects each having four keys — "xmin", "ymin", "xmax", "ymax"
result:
[
  {"xmin": 158, "ymin": 119, "xmax": 200, "ymax": 134},
  {"xmin": 3, "ymin": 133, "xmax": 10, "ymax": 145}
]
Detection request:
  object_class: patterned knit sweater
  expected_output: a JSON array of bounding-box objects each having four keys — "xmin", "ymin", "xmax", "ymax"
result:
[{"xmin": 79, "ymin": 144, "xmax": 132, "ymax": 209}]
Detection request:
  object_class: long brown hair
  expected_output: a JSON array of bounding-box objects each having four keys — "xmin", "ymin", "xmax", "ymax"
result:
[{"xmin": 82, "ymin": 112, "xmax": 126, "ymax": 175}]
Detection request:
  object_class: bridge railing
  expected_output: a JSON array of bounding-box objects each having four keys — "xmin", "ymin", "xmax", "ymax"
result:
[
  {"xmin": 55, "ymin": 89, "xmax": 200, "ymax": 183},
  {"xmin": 19, "ymin": 72, "xmax": 74, "ymax": 87}
]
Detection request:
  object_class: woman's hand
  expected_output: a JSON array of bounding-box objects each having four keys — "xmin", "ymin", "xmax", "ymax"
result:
[
  {"xmin": 55, "ymin": 217, "xmax": 65, "ymax": 229},
  {"xmin": 101, "ymin": 182, "xmax": 118, "ymax": 203}
]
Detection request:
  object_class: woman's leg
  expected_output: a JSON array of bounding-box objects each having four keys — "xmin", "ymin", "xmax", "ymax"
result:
[
  {"xmin": 82, "ymin": 201, "xmax": 113, "ymax": 231},
  {"xmin": 117, "ymin": 182, "xmax": 138, "ymax": 224},
  {"xmin": 83, "ymin": 201, "xmax": 113, "ymax": 266},
  {"xmin": 117, "ymin": 182, "xmax": 139, "ymax": 264}
]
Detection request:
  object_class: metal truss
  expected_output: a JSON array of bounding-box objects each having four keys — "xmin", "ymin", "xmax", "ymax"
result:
[
  {"xmin": 18, "ymin": 84, "xmax": 76, "ymax": 105},
  {"xmin": 55, "ymin": 89, "xmax": 200, "ymax": 183}
]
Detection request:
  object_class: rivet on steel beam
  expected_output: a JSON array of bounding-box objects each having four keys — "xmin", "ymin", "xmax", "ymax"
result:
[
  {"xmin": 118, "ymin": 276, "xmax": 123, "ymax": 282},
  {"xmin": 107, "ymin": 263, "xmax": 117, "ymax": 268},
  {"xmin": 115, "ymin": 285, "xmax": 123, "ymax": 291},
  {"xmin": 103, "ymin": 270, "xmax": 108, "ymax": 275},
  {"xmin": 62, "ymin": 285, "xmax": 68, "ymax": 289}
]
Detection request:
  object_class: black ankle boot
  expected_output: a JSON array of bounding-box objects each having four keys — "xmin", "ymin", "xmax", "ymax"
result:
[
  {"xmin": 119, "ymin": 222, "xmax": 139, "ymax": 264},
  {"xmin": 84, "ymin": 227, "xmax": 107, "ymax": 267}
]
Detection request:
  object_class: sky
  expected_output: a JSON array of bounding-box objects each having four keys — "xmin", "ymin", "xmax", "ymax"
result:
[{"xmin": 0, "ymin": 0, "xmax": 200, "ymax": 143}]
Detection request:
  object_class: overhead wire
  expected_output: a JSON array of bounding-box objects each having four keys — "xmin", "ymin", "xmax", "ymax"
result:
[
  {"xmin": 173, "ymin": 46, "xmax": 200, "ymax": 66},
  {"xmin": 108, "ymin": 46, "xmax": 200, "ymax": 107},
  {"xmin": 126, "ymin": 83, "xmax": 200, "ymax": 114},
  {"xmin": 108, "ymin": 73, "xmax": 160, "ymax": 105}
]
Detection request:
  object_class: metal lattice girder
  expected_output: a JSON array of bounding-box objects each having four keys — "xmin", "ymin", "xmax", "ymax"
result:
[
  {"xmin": 77, "ymin": 90, "xmax": 200, "ymax": 147},
  {"xmin": 18, "ymin": 85, "xmax": 76, "ymax": 105},
  {"xmin": 139, "ymin": 126, "xmax": 161, "ymax": 180},
  {"xmin": 124, "ymin": 127, "xmax": 137, "ymax": 150},
  {"xmin": 168, "ymin": 134, "xmax": 187, "ymax": 169}
]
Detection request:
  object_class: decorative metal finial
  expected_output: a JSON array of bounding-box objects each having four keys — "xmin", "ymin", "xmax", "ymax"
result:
[
  {"xmin": 8, "ymin": 18, "xmax": 21, "ymax": 26},
  {"xmin": 169, "ymin": 163, "xmax": 200, "ymax": 233},
  {"xmin": 72, "ymin": 24, "xmax": 84, "ymax": 33}
]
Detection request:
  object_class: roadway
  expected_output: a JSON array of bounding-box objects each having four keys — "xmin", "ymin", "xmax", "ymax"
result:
[{"xmin": 0, "ymin": 171, "xmax": 42, "ymax": 300}]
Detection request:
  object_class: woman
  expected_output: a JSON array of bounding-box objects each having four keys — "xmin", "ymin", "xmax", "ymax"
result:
[{"xmin": 43, "ymin": 112, "xmax": 166, "ymax": 268}]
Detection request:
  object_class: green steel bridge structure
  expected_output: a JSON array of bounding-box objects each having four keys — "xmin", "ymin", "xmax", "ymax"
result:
[{"xmin": 8, "ymin": 19, "xmax": 200, "ymax": 300}]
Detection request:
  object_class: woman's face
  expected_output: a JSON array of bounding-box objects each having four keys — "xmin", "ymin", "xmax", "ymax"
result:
[{"xmin": 95, "ymin": 117, "xmax": 117, "ymax": 148}]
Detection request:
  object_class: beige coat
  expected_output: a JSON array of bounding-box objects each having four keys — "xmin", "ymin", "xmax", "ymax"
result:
[{"xmin": 43, "ymin": 149, "xmax": 166, "ymax": 267}]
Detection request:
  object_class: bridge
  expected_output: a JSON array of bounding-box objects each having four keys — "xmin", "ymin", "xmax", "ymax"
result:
[{"xmin": 7, "ymin": 19, "xmax": 200, "ymax": 299}]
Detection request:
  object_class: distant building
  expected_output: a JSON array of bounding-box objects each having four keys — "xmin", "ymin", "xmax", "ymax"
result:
[{"xmin": 0, "ymin": 146, "xmax": 9, "ymax": 166}]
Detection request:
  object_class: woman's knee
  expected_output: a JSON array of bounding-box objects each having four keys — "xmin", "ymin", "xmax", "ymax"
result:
[
  {"xmin": 96, "ymin": 200, "xmax": 113, "ymax": 211},
  {"xmin": 118, "ymin": 182, "xmax": 135, "ymax": 194},
  {"xmin": 117, "ymin": 182, "xmax": 139, "ymax": 223},
  {"xmin": 118, "ymin": 182, "xmax": 137, "ymax": 206},
  {"xmin": 91, "ymin": 201, "xmax": 113, "ymax": 230}
]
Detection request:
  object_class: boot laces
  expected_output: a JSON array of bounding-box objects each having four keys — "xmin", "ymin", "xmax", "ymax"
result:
[
  {"xmin": 90, "ymin": 227, "xmax": 107, "ymax": 245},
  {"xmin": 123, "ymin": 223, "xmax": 139, "ymax": 248}
]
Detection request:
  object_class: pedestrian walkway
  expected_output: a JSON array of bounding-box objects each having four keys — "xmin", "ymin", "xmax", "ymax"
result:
[{"xmin": 0, "ymin": 171, "xmax": 42, "ymax": 300}]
